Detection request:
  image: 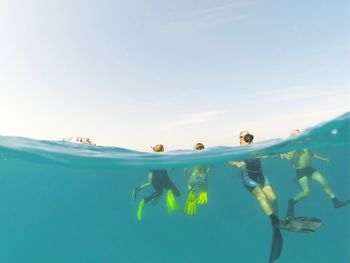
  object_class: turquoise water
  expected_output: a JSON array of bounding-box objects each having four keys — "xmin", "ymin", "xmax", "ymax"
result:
[{"xmin": 0, "ymin": 113, "xmax": 349, "ymax": 263}]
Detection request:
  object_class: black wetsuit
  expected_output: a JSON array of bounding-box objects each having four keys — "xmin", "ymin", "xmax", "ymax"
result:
[
  {"xmin": 241, "ymin": 158, "xmax": 270, "ymax": 192},
  {"xmin": 144, "ymin": 170, "xmax": 180, "ymax": 203}
]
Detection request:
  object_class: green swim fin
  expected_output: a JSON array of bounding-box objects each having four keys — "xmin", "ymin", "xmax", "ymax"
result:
[
  {"xmin": 166, "ymin": 190, "xmax": 181, "ymax": 214},
  {"xmin": 185, "ymin": 191, "xmax": 197, "ymax": 216},
  {"xmin": 137, "ymin": 199, "xmax": 145, "ymax": 221}
]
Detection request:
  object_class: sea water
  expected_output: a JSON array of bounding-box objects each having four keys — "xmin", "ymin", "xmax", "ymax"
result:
[{"xmin": 0, "ymin": 113, "xmax": 349, "ymax": 263}]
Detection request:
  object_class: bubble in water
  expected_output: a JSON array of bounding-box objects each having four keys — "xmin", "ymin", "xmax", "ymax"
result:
[{"xmin": 331, "ymin": 129, "xmax": 338, "ymax": 135}]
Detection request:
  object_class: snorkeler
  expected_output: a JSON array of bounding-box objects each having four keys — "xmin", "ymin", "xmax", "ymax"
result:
[
  {"xmin": 132, "ymin": 144, "xmax": 181, "ymax": 221},
  {"xmin": 228, "ymin": 132, "xmax": 281, "ymax": 224},
  {"xmin": 282, "ymin": 129, "xmax": 350, "ymax": 218},
  {"xmin": 228, "ymin": 131, "xmax": 322, "ymax": 263},
  {"xmin": 228, "ymin": 131, "xmax": 283, "ymax": 263},
  {"xmin": 184, "ymin": 143, "xmax": 211, "ymax": 216}
]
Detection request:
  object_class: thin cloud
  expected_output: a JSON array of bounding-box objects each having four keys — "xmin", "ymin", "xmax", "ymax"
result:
[
  {"xmin": 163, "ymin": 0, "xmax": 255, "ymax": 32},
  {"xmin": 160, "ymin": 110, "xmax": 228, "ymax": 130}
]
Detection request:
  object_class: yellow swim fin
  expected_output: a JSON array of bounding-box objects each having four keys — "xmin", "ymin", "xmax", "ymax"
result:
[
  {"xmin": 137, "ymin": 199, "xmax": 145, "ymax": 221},
  {"xmin": 197, "ymin": 192, "xmax": 208, "ymax": 205},
  {"xmin": 166, "ymin": 190, "xmax": 181, "ymax": 214},
  {"xmin": 185, "ymin": 191, "xmax": 197, "ymax": 216}
]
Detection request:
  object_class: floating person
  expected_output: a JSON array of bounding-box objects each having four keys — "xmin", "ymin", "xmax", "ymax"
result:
[
  {"xmin": 229, "ymin": 131, "xmax": 322, "ymax": 263},
  {"xmin": 184, "ymin": 143, "xmax": 212, "ymax": 216},
  {"xmin": 229, "ymin": 131, "xmax": 283, "ymax": 263},
  {"xmin": 282, "ymin": 129, "xmax": 350, "ymax": 218},
  {"xmin": 132, "ymin": 144, "xmax": 181, "ymax": 221}
]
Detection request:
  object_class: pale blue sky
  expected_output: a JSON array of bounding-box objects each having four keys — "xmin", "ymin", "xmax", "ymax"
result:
[{"xmin": 0, "ymin": 0, "xmax": 348, "ymax": 150}]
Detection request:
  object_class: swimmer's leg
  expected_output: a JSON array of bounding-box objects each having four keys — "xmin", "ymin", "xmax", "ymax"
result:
[
  {"xmin": 312, "ymin": 171, "xmax": 350, "ymax": 208},
  {"xmin": 137, "ymin": 191, "xmax": 162, "ymax": 221},
  {"xmin": 287, "ymin": 176, "xmax": 310, "ymax": 218},
  {"xmin": 252, "ymin": 187, "xmax": 275, "ymax": 217},
  {"xmin": 262, "ymin": 185, "xmax": 279, "ymax": 215}
]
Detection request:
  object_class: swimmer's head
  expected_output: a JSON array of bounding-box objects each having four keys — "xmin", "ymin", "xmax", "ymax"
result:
[
  {"xmin": 151, "ymin": 144, "xmax": 164, "ymax": 152},
  {"xmin": 291, "ymin": 129, "xmax": 302, "ymax": 137},
  {"xmin": 239, "ymin": 131, "xmax": 254, "ymax": 145},
  {"xmin": 194, "ymin": 143, "xmax": 205, "ymax": 150}
]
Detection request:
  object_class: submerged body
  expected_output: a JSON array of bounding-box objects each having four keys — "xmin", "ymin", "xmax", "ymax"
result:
[
  {"xmin": 234, "ymin": 158, "xmax": 278, "ymax": 216},
  {"xmin": 133, "ymin": 169, "xmax": 181, "ymax": 221},
  {"xmin": 283, "ymin": 147, "xmax": 350, "ymax": 218},
  {"xmin": 230, "ymin": 157, "xmax": 282, "ymax": 263},
  {"xmin": 132, "ymin": 144, "xmax": 181, "ymax": 221},
  {"xmin": 184, "ymin": 143, "xmax": 211, "ymax": 216},
  {"xmin": 144, "ymin": 169, "xmax": 180, "ymax": 203},
  {"xmin": 185, "ymin": 165, "xmax": 211, "ymax": 215},
  {"xmin": 229, "ymin": 131, "xmax": 282, "ymax": 263}
]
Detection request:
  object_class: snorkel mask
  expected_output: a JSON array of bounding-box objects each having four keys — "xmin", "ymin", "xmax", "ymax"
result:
[
  {"xmin": 243, "ymin": 134, "xmax": 254, "ymax": 143},
  {"xmin": 240, "ymin": 133, "xmax": 254, "ymax": 143}
]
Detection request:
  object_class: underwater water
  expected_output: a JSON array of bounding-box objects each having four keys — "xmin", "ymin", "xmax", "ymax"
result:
[{"xmin": 0, "ymin": 113, "xmax": 349, "ymax": 263}]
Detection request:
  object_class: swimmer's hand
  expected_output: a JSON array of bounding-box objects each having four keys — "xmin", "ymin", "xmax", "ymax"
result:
[
  {"xmin": 228, "ymin": 161, "xmax": 244, "ymax": 168},
  {"xmin": 322, "ymin": 157, "xmax": 329, "ymax": 163},
  {"xmin": 281, "ymin": 152, "xmax": 294, "ymax": 160}
]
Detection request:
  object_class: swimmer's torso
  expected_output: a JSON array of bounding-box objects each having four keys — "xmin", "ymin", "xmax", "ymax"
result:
[
  {"xmin": 192, "ymin": 166, "xmax": 210, "ymax": 177},
  {"xmin": 287, "ymin": 149, "xmax": 312, "ymax": 169}
]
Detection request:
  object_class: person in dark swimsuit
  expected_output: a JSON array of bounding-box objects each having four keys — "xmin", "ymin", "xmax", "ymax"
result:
[
  {"xmin": 229, "ymin": 131, "xmax": 282, "ymax": 263},
  {"xmin": 142, "ymin": 169, "xmax": 180, "ymax": 203},
  {"xmin": 132, "ymin": 144, "xmax": 181, "ymax": 221},
  {"xmin": 229, "ymin": 131, "xmax": 279, "ymax": 225}
]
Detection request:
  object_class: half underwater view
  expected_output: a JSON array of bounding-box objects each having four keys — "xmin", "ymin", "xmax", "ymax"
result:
[{"xmin": 0, "ymin": 113, "xmax": 349, "ymax": 263}]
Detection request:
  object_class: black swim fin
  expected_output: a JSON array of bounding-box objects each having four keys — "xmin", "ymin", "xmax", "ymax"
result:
[
  {"xmin": 279, "ymin": 217, "xmax": 323, "ymax": 233},
  {"xmin": 332, "ymin": 198, "xmax": 350, "ymax": 208},
  {"xmin": 269, "ymin": 226, "xmax": 283, "ymax": 263}
]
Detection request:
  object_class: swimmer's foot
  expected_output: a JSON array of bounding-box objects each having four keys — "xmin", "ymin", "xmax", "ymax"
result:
[
  {"xmin": 269, "ymin": 214, "xmax": 281, "ymax": 228},
  {"xmin": 332, "ymin": 197, "xmax": 350, "ymax": 208}
]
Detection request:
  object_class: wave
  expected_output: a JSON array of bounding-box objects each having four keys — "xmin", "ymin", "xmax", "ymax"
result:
[{"xmin": 0, "ymin": 112, "xmax": 349, "ymax": 168}]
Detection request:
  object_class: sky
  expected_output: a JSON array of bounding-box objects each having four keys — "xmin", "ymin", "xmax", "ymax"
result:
[{"xmin": 0, "ymin": 0, "xmax": 349, "ymax": 151}]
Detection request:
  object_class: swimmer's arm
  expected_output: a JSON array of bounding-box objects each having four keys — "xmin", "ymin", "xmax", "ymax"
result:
[
  {"xmin": 259, "ymin": 150, "xmax": 296, "ymax": 159},
  {"xmin": 207, "ymin": 165, "xmax": 214, "ymax": 173},
  {"xmin": 259, "ymin": 154, "xmax": 281, "ymax": 159},
  {"xmin": 254, "ymin": 152, "xmax": 285, "ymax": 159},
  {"xmin": 228, "ymin": 161, "xmax": 245, "ymax": 168},
  {"xmin": 136, "ymin": 172, "xmax": 153, "ymax": 189},
  {"xmin": 132, "ymin": 177, "xmax": 151, "ymax": 201},
  {"xmin": 280, "ymin": 151, "xmax": 294, "ymax": 160},
  {"xmin": 139, "ymin": 182, "xmax": 151, "ymax": 189},
  {"xmin": 312, "ymin": 152, "xmax": 329, "ymax": 162}
]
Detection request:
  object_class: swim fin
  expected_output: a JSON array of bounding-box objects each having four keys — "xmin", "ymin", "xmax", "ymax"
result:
[
  {"xmin": 137, "ymin": 199, "xmax": 145, "ymax": 221},
  {"xmin": 269, "ymin": 226, "xmax": 283, "ymax": 263},
  {"xmin": 185, "ymin": 191, "xmax": 197, "ymax": 216},
  {"xmin": 167, "ymin": 190, "xmax": 181, "ymax": 214},
  {"xmin": 332, "ymin": 198, "xmax": 350, "ymax": 208},
  {"xmin": 197, "ymin": 191, "xmax": 208, "ymax": 205},
  {"xmin": 279, "ymin": 217, "xmax": 323, "ymax": 233}
]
